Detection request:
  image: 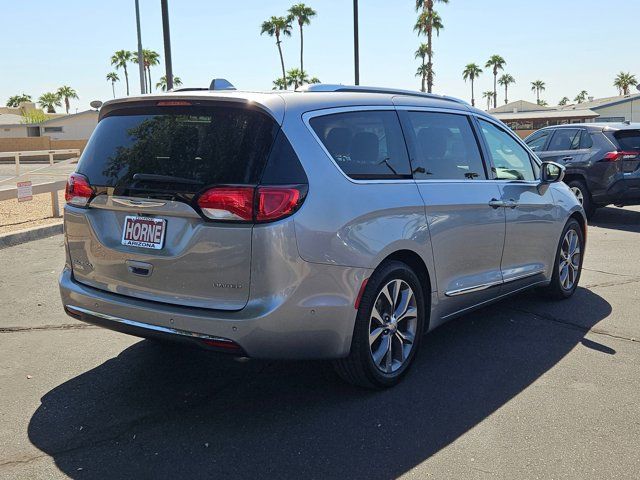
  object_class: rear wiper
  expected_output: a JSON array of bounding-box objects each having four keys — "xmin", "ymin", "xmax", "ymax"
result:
[{"xmin": 132, "ymin": 173, "xmax": 203, "ymax": 185}]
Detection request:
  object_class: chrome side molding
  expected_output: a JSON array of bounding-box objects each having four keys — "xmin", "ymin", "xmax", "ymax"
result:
[{"xmin": 445, "ymin": 269, "xmax": 546, "ymax": 297}]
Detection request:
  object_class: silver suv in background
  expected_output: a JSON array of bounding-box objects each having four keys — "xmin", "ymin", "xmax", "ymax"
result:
[{"xmin": 60, "ymin": 83, "xmax": 585, "ymax": 388}]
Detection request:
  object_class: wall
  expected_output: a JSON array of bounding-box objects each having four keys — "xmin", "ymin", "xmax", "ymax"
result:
[
  {"xmin": 593, "ymin": 99, "xmax": 640, "ymax": 123},
  {"xmin": 42, "ymin": 111, "xmax": 98, "ymax": 140},
  {"xmin": 0, "ymin": 137, "xmax": 88, "ymax": 153},
  {"xmin": 0, "ymin": 126, "xmax": 28, "ymax": 138}
]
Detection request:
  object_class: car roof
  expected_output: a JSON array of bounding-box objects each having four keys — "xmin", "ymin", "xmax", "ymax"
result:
[
  {"xmin": 541, "ymin": 122, "xmax": 640, "ymax": 132},
  {"xmin": 99, "ymin": 84, "xmax": 492, "ymax": 124}
]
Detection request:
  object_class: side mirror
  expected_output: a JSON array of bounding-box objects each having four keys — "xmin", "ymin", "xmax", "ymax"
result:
[{"xmin": 541, "ymin": 161, "xmax": 565, "ymax": 183}]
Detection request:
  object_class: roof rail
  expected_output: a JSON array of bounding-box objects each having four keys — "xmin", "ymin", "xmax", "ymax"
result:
[{"xmin": 296, "ymin": 83, "xmax": 468, "ymax": 106}]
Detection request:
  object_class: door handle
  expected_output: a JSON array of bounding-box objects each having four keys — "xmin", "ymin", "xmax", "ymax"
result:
[
  {"xmin": 561, "ymin": 156, "xmax": 573, "ymax": 161},
  {"xmin": 504, "ymin": 199, "xmax": 518, "ymax": 209},
  {"xmin": 488, "ymin": 199, "xmax": 505, "ymax": 209}
]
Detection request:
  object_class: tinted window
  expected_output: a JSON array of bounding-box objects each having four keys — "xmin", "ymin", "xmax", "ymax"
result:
[
  {"xmin": 579, "ymin": 130, "xmax": 593, "ymax": 149},
  {"xmin": 404, "ymin": 111, "xmax": 485, "ymax": 180},
  {"xmin": 548, "ymin": 128, "xmax": 581, "ymax": 151},
  {"xmin": 309, "ymin": 110, "xmax": 411, "ymax": 179},
  {"xmin": 479, "ymin": 119, "xmax": 536, "ymax": 181},
  {"xmin": 613, "ymin": 130, "xmax": 640, "ymax": 151},
  {"xmin": 78, "ymin": 105, "xmax": 278, "ymax": 198},
  {"xmin": 525, "ymin": 130, "xmax": 551, "ymax": 152}
]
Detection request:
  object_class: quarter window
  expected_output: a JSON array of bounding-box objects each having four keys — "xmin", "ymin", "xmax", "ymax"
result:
[
  {"xmin": 309, "ymin": 110, "xmax": 411, "ymax": 179},
  {"xmin": 479, "ymin": 119, "xmax": 536, "ymax": 181},
  {"xmin": 525, "ymin": 129, "xmax": 551, "ymax": 152},
  {"xmin": 579, "ymin": 130, "xmax": 593, "ymax": 149},
  {"xmin": 404, "ymin": 111, "xmax": 486, "ymax": 180}
]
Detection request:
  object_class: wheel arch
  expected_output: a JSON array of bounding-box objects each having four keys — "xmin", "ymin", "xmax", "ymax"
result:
[{"xmin": 378, "ymin": 249, "xmax": 433, "ymax": 303}]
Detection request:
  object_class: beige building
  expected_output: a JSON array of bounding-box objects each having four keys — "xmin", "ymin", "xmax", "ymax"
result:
[
  {"xmin": 490, "ymin": 94, "xmax": 640, "ymax": 137},
  {"xmin": 0, "ymin": 108, "xmax": 98, "ymax": 140}
]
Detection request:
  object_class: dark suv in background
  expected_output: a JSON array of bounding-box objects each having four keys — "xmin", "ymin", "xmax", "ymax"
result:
[{"xmin": 525, "ymin": 123, "xmax": 640, "ymax": 217}]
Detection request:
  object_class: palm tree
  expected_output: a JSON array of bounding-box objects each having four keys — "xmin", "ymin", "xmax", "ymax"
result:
[
  {"xmin": 133, "ymin": 49, "xmax": 161, "ymax": 93},
  {"xmin": 416, "ymin": 64, "xmax": 433, "ymax": 93},
  {"xmin": 6, "ymin": 94, "xmax": 32, "ymax": 107},
  {"xmin": 156, "ymin": 75, "xmax": 182, "ymax": 91},
  {"xmin": 261, "ymin": 16, "xmax": 292, "ymax": 89},
  {"xmin": 38, "ymin": 92, "xmax": 62, "ymax": 113},
  {"xmin": 106, "ymin": 72, "xmax": 119, "ymax": 98},
  {"xmin": 498, "ymin": 73, "xmax": 515, "ymax": 105},
  {"xmin": 482, "ymin": 90, "xmax": 495, "ymax": 111},
  {"xmin": 414, "ymin": 4, "xmax": 445, "ymax": 94},
  {"xmin": 287, "ymin": 4, "xmax": 316, "ymax": 74},
  {"xmin": 531, "ymin": 80, "xmax": 546, "ymax": 104},
  {"xmin": 613, "ymin": 72, "xmax": 638, "ymax": 96},
  {"xmin": 558, "ymin": 96, "xmax": 570, "ymax": 106},
  {"xmin": 462, "ymin": 63, "xmax": 482, "ymax": 107},
  {"xmin": 485, "ymin": 55, "xmax": 506, "ymax": 108},
  {"xmin": 56, "ymin": 86, "xmax": 78, "ymax": 114},
  {"xmin": 272, "ymin": 77, "xmax": 287, "ymax": 90},
  {"xmin": 574, "ymin": 90, "xmax": 588, "ymax": 104},
  {"xmin": 537, "ymin": 100, "xmax": 549, "ymax": 107},
  {"xmin": 286, "ymin": 68, "xmax": 309, "ymax": 89},
  {"xmin": 415, "ymin": 44, "xmax": 429, "ymax": 92},
  {"xmin": 111, "ymin": 50, "xmax": 133, "ymax": 96},
  {"xmin": 309, "ymin": 76, "xmax": 321, "ymax": 84}
]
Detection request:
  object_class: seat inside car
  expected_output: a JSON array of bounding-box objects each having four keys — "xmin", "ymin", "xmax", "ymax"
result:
[
  {"xmin": 350, "ymin": 131, "xmax": 379, "ymax": 164},
  {"xmin": 417, "ymin": 127, "xmax": 460, "ymax": 178},
  {"xmin": 324, "ymin": 127, "xmax": 352, "ymax": 159}
]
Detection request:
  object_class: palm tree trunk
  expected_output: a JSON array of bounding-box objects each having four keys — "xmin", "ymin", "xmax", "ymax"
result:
[
  {"xmin": 471, "ymin": 79, "xmax": 475, "ymax": 107},
  {"xmin": 112, "ymin": 82, "xmax": 116, "ymax": 98},
  {"xmin": 299, "ymin": 23, "xmax": 304, "ymax": 73},
  {"xmin": 493, "ymin": 71, "xmax": 497, "ymax": 108},
  {"xmin": 426, "ymin": 29, "xmax": 433, "ymax": 93},
  {"xmin": 420, "ymin": 56, "xmax": 426, "ymax": 93},
  {"xmin": 148, "ymin": 66, "xmax": 153, "ymax": 92},
  {"xmin": 276, "ymin": 35, "xmax": 287, "ymax": 88},
  {"xmin": 65, "ymin": 97, "xmax": 70, "ymax": 114},
  {"xmin": 124, "ymin": 65, "xmax": 130, "ymax": 96},
  {"xmin": 536, "ymin": 89, "xmax": 540, "ymax": 103},
  {"xmin": 504, "ymin": 85, "xmax": 508, "ymax": 104}
]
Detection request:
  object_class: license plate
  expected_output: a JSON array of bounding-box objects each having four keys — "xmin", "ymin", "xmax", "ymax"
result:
[{"xmin": 121, "ymin": 216, "xmax": 166, "ymax": 250}]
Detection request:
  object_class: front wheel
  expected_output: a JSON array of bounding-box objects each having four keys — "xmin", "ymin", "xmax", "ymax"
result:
[
  {"xmin": 543, "ymin": 218, "xmax": 584, "ymax": 299},
  {"xmin": 566, "ymin": 179, "xmax": 596, "ymax": 219},
  {"xmin": 333, "ymin": 261, "xmax": 426, "ymax": 389}
]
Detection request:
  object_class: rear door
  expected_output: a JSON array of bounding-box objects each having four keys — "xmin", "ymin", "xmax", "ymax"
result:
[
  {"xmin": 541, "ymin": 128, "xmax": 587, "ymax": 165},
  {"xmin": 66, "ymin": 102, "xmax": 280, "ymax": 310},
  {"xmin": 398, "ymin": 109, "xmax": 506, "ymax": 318}
]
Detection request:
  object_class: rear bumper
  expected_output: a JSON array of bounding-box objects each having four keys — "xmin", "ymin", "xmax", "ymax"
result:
[
  {"xmin": 59, "ymin": 262, "xmax": 369, "ymax": 359},
  {"xmin": 596, "ymin": 176, "xmax": 640, "ymax": 206}
]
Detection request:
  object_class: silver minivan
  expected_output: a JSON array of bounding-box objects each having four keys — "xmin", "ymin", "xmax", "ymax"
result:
[{"xmin": 60, "ymin": 83, "xmax": 585, "ymax": 388}]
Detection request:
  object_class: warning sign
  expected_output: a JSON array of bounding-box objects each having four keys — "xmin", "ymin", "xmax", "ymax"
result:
[{"xmin": 17, "ymin": 181, "xmax": 32, "ymax": 202}]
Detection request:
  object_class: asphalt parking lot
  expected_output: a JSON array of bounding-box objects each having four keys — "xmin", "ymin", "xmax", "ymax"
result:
[{"xmin": 1, "ymin": 206, "xmax": 639, "ymax": 479}]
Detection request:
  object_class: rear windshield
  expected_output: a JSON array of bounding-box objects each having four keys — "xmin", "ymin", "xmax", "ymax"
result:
[
  {"xmin": 613, "ymin": 130, "xmax": 640, "ymax": 151},
  {"xmin": 77, "ymin": 105, "xmax": 279, "ymax": 198}
]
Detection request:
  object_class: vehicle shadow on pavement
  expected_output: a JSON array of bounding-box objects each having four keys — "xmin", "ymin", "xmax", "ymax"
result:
[
  {"xmin": 590, "ymin": 207, "xmax": 640, "ymax": 233},
  {"xmin": 28, "ymin": 288, "xmax": 611, "ymax": 480}
]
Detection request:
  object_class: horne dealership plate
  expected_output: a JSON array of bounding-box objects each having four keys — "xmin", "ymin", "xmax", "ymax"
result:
[{"xmin": 121, "ymin": 215, "xmax": 166, "ymax": 250}]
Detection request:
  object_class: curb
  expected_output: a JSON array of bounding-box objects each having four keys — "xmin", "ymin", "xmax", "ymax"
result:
[{"xmin": 0, "ymin": 222, "xmax": 63, "ymax": 249}]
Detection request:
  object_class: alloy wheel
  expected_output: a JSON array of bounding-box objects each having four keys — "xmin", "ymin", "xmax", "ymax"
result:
[
  {"xmin": 368, "ymin": 279, "xmax": 418, "ymax": 373},
  {"xmin": 559, "ymin": 229, "xmax": 581, "ymax": 290},
  {"xmin": 570, "ymin": 186, "xmax": 584, "ymax": 205}
]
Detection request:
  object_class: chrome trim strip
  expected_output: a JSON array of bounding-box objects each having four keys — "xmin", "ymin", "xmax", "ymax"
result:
[
  {"xmin": 65, "ymin": 305, "xmax": 233, "ymax": 343},
  {"xmin": 444, "ymin": 269, "xmax": 545, "ymax": 297},
  {"xmin": 112, "ymin": 198, "xmax": 167, "ymax": 208},
  {"xmin": 445, "ymin": 280, "xmax": 502, "ymax": 297}
]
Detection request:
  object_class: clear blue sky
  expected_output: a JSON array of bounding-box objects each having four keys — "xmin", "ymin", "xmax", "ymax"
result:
[{"xmin": 2, "ymin": 0, "xmax": 639, "ymax": 112}]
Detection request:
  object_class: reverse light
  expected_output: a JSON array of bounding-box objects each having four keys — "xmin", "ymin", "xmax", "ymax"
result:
[
  {"xmin": 65, "ymin": 173, "xmax": 93, "ymax": 206},
  {"xmin": 256, "ymin": 187, "xmax": 301, "ymax": 221}
]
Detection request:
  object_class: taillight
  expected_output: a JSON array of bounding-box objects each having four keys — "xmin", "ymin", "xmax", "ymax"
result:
[
  {"xmin": 197, "ymin": 186, "xmax": 254, "ymax": 221},
  {"xmin": 256, "ymin": 187, "xmax": 301, "ymax": 221},
  {"xmin": 65, "ymin": 173, "xmax": 93, "ymax": 206},
  {"xmin": 602, "ymin": 151, "xmax": 638, "ymax": 161},
  {"xmin": 196, "ymin": 185, "xmax": 305, "ymax": 223}
]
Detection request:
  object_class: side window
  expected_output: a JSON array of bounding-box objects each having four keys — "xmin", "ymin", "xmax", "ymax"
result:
[
  {"xmin": 579, "ymin": 130, "xmax": 593, "ymax": 149},
  {"xmin": 548, "ymin": 129, "xmax": 581, "ymax": 151},
  {"xmin": 404, "ymin": 111, "xmax": 486, "ymax": 180},
  {"xmin": 479, "ymin": 119, "xmax": 536, "ymax": 181},
  {"xmin": 525, "ymin": 129, "xmax": 551, "ymax": 152},
  {"xmin": 309, "ymin": 110, "xmax": 411, "ymax": 179}
]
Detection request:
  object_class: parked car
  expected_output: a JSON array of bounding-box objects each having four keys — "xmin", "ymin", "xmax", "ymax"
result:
[
  {"xmin": 525, "ymin": 123, "xmax": 640, "ymax": 217},
  {"xmin": 60, "ymin": 83, "xmax": 585, "ymax": 389}
]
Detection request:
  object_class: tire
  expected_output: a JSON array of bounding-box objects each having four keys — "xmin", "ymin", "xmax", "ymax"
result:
[
  {"xmin": 543, "ymin": 218, "xmax": 584, "ymax": 300},
  {"xmin": 566, "ymin": 179, "xmax": 596, "ymax": 219},
  {"xmin": 333, "ymin": 260, "xmax": 426, "ymax": 389}
]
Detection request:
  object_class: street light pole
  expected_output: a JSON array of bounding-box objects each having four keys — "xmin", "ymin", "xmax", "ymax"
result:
[
  {"xmin": 135, "ymin": 0, "xmax": 146, "ymax": 94},
  {"xmin": 353, "ymin": 0, "xmax": 359, "ymax": 85},
  {"xmin": 161, "ymin": 0, "xmax": 174, "ymax": 90}
]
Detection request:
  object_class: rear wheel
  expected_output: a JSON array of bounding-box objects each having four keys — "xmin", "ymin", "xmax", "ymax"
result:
[
  {"xmin": 567, "ymin": 179, "xmax": 596, "ymax": 219},
  {"xmin": 333, "ymin": 261, "xmax": 426, "ymax": 389},
  {"xmin": 543, "ymin": 218, "xmax": 584, "ymax": 299}
]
